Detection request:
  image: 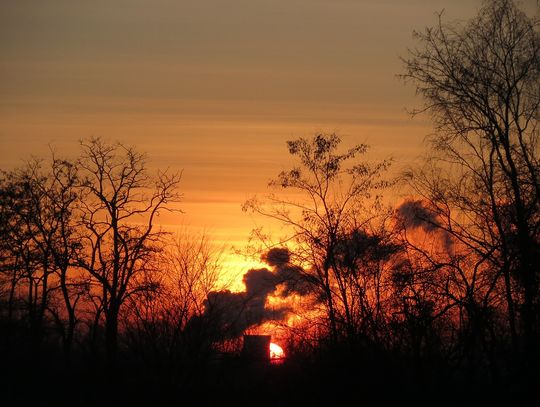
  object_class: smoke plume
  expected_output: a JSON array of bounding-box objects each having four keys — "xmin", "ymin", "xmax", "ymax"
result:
[
  {"xmin": 263, "ymin": 247, "xmax": 311, "ymax": 296},
  {"xmin": 396, "ymin": 199, "xmax": 440, "ymax": 232},
  {"xmin": 202, "ymin": 247, "xmax": 311, "ymax": 337},
  {"xmin": 396, "ymin": 199, "xmax": 453, "ymax": 250}
]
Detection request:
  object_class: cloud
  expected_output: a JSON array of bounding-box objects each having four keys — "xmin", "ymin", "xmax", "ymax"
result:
[
  {"xmin": 263, "ymin": 247, "xmax": 312, "ymax": 296},
  {"xmin": 202, "ymin": 267, "xmax": 286, "ymax": 337},
  {"xmin": 396, "ymin": 199, "xmax": 440, "ymax": 232},
  {"xmin": 262, "ymin": 247, "xmax": 290, "ymax": 267},
  {"xmin": 396, "ymin": 199, "xmax": 453, "ymax": 250},
  {"xmin": 200, "ymin": 247, "xmax": 312, "ymax": 338},
  {"xmin": 243, "ymin": 267, "xmax": 276, "ymax": 298}
]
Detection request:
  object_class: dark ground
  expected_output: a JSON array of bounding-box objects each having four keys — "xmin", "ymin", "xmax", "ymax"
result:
[{"xmin": 3, "ymin": 344, "xmax": 536, "ymax": 406}]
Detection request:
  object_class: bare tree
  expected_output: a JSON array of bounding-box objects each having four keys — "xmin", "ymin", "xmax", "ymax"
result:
[
  {"xmin": 123, "ymin": 232, "xmax": 224, "ymax": 366},
  {"xmin": 243, "ymin": 133, "xmax": 392, "ymax": 343},
  {"xmin": 402, "ymin": 0, "xmax": 540, "ymax": 371},
  {"xmin": 0, "ymin": 170, "xmax": 37, "ymax": 333},
  {"xmin": 332, "ymin": 222, "xmax": 403, "ymax": 346},
  {"xmin": 76, "ymin": 138, "xmax": 181, "ymax": 364},
  {"xmin": 43, "ymin": 157, "xmax": 85, "ymax": 364},
  {"xmin": 393, "ymin": 200, "xmax": 502, "ymax": 380},
  {"xmin": 0, "ymin": 157, "xmax": 83, "ymax": 362}
]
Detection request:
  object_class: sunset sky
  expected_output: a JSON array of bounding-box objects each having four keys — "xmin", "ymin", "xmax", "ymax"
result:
[{"xmin": 3, "ymin": 0, "xmax": 532, "ymax": 281}]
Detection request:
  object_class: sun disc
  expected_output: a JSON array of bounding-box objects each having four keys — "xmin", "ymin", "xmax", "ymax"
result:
[{"xmin": 269, "ymin": 342, "xmax": 285, "ymax": 359}]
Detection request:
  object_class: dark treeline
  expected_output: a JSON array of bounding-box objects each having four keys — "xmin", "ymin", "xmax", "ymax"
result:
[{"xmin": 1, "ymin": 0, "xmax": 539, "ymax": 405}]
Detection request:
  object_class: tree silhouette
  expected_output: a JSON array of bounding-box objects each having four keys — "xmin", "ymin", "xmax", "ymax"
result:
[
  {"xmin": 244, "ymin": 133, "xmax": 392, "ymax": 342},
  {"xmin": 76, "ymin": 138, "xmax": 182, "ymax": 365},
  {"xmin": 123, "ymin": 232, "xmax": 224, "ymax": 368},
  {"xmin": 0, "ymin": 157, "xmax": 82, "ymax": 361},
  {"xmin": 402, "ymin": 0, "xmax": 540, "ymax": 380}
]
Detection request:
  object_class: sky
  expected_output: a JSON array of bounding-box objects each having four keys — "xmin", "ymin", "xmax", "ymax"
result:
[{"xmin": 2, "ymin": 0, "xmax": 535, "ymax": 282}]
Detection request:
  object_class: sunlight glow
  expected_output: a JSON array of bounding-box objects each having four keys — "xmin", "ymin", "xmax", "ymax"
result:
[{"xmin": 269, "ymin": 342, "xmax": 285, "ymax": 359}]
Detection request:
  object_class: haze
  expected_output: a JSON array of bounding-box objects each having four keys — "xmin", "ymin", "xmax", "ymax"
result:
[{"xmin": 1, "ymin": 0, "xmax": 511, "ymax": 260}]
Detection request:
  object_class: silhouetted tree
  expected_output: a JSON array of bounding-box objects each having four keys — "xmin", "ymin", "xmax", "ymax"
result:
[
  {"xmin": 76, "ymin": 138, "xmax": 181, "ymax": 364},
  {"xmin": 402, "ymin": 0, "xmax": 540, "ymax": 378},
  {"xmin": 44, "ymin": 157, "xmax": 85, "ymax": 364},
  {"xmin": 123, "ymin": 232, "xmax": 224, "ymax": 367},
  {"xmin": 332, "ymin": 224, "xmax": 403, "ymax": 345},
  {"xmin": 0, "ymin": 157, "xmax": 82, "ymax": 361},
  {"xmin": 244, "ymin": 133, "xmax": 392, "ymax": 343},
  {"xmin": 0, "ymin": 170, "xmax": 36, "ymax": 334}
]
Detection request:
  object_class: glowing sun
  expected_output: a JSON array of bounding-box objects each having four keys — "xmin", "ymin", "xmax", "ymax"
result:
[{"xmin": 270, "ymin": 342, "xmax": 285, "ymax": 359}]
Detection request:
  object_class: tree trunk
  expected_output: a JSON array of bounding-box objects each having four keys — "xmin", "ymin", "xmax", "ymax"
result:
[
  {"xmin": 323, "ymin": 272, "xmax": 338, "ymax": 343},
  {"xmin": 501, "ymin": 264, "xmax": 518, "ymax": 354},
  {"xmin": 8, "ymin": 266, "xmax": 18, "ymax": 325},
  {"xmin": 62, "ymin": 314, "xmax": 75, "ymax": 367},
  {"xmin": 105, "ymin": 304, "xmax": 119, "ymax": 366},
  {"xmin": 59, "ymin": 266, "xmax": 76, "ymax": 366}
]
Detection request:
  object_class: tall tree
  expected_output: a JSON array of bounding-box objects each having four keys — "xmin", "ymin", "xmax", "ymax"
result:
[
  {"xmin": 0, "ymin": 157, "xmax": 81, "ymax": 360},
  {"xmin": 402, "ymin": 0, "xmax": 540, "ymax": 371},
  {"xmin": 77, "ymin": 138, "xmax": 181, "ymax": 364},
  {"xmin": 44, "ymin": 157, "xmax": 84, "ymax": 364},
  {"xmin": 123, "ymin": 232, "xmax": 224, "ymax": 367},
  {"xmin": 244, "ymin": 133, "xmax": 392, "ymax": 342}
]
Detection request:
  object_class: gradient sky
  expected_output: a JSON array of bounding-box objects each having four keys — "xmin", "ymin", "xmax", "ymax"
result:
[{"xmin": 3, "ymin": 0, "xmax": 534, "ymax": 280}]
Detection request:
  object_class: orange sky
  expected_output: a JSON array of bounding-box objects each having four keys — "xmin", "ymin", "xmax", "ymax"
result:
[{"xmin": 4, "ymin": 0, "xmax": 535, "ymax": 285}]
